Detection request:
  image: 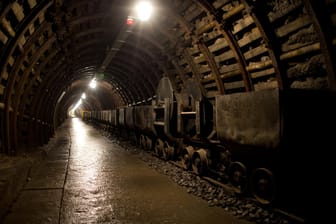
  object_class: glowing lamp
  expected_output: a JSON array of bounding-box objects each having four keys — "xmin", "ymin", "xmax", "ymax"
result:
[
  {"xmin": 89, "ymin": 79, "xmax": 96, "ymax": 89},
  {"xmin": 136, "ymin": 1, "xmax": 152, "ymax": 21}
]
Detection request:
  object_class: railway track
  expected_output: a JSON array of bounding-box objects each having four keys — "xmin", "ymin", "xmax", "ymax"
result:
[
  {"xmin": 169, "ymin": 160, "xmax": 306, "ymax": 224},
  {"xmin": 96, "ymin": 124, "xmax": 306, "ymax": 224}
]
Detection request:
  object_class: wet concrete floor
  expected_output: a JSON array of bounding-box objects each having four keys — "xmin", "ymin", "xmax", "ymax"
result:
[{"xmin": 2, "ymin": 118, "xmax": 251, "ymax": 224}]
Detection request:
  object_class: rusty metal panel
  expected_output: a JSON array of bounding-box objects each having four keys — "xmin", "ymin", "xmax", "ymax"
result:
[
  {"xmin": 216, "ymin": 88, "xmax": 280, "ymax": 148},
  {"xmin": 105, "ymin": 111, "xmax": 109, "ymax": 122},
  {"xmin": 100, "ymin": 111, "xmax": 104, "ymax": 121},
  {"xmin": 134, "ymin": 105, "xmax": 155, "ymax": 133},
  {"xmin": 156, "ymin": 77, "xmax": 174, "ymax": 103},
  {"xmin": 96, "ymin": 111, "xmax": 100, "ymax": 120},
  {"xmin": 111, "ymin": 110, "xmax": 118, "ymax": 126},
  {"xmin": 104, "ymin": 111, "xmax": 108, "ymax": 122},
  {"xmin": 125, "ymin": 107, "xmax": 134, "ymax": 129},
  {"xmin": 108, "ymin": 110, "xmax": 112, "ymax": 123},
  {"xmin": 102, "ymin": 110, "xmax": 106, "ymax": 122},
  {"xmin": 118, "ymin": 108, "xmax": 125, "ymax": 126}
]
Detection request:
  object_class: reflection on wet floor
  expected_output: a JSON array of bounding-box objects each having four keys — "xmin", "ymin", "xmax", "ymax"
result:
[{"xmin": 3, "ymin": 118, "xmax": 250, "ymax": 224}]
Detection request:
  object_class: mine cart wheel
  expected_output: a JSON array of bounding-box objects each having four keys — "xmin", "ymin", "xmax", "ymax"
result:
[
  {"xmin": 181, "ymin": 146, "xmax": 194, "ymax": 170},
  {"xmin": 163, "ymin": 141, "xmax": 174, "ymax": 161},
  {"xmin": 145, "ymin": 136, "xmax": 152, "ymax": 151},
  {"xmin": 251, "ymin": 168, "xmax": 275, "ymax": 204},
  {"xmin": 154, "ymin": 139, "xmax": 164, "ymax": 157},
  {"xmin": 228, "ymin": 162, "xmax": 248, "ymax": 194},
  {"xmin": 191, "ymin": 149, "xmax": 208, "ymax": 176}
]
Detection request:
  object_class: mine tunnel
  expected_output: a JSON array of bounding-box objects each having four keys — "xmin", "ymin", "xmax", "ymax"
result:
[{"xmin": 0, "ymin": 0, "xmax": 335, "ymax": 223}]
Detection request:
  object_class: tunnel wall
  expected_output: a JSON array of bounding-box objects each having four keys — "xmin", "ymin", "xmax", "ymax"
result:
[{"xmin": 0, "ymin": 0, "xmax": 335, "ymax": 154}]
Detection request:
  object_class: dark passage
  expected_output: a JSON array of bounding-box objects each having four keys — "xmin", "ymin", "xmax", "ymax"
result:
[{"xmin": 2, "ymin": 118, "xmax": 250, "ymax": 224}]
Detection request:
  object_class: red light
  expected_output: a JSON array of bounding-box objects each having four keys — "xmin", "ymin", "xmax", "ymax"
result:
[{"xmin": 127, "ymin": 17, "xmax": 134, "ymax": 25}]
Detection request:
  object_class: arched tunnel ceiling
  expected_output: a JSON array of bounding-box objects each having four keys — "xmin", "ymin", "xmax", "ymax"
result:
[{"xmin": 1, "ymin": 0, "xmax": 336, "ymax": 152}]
